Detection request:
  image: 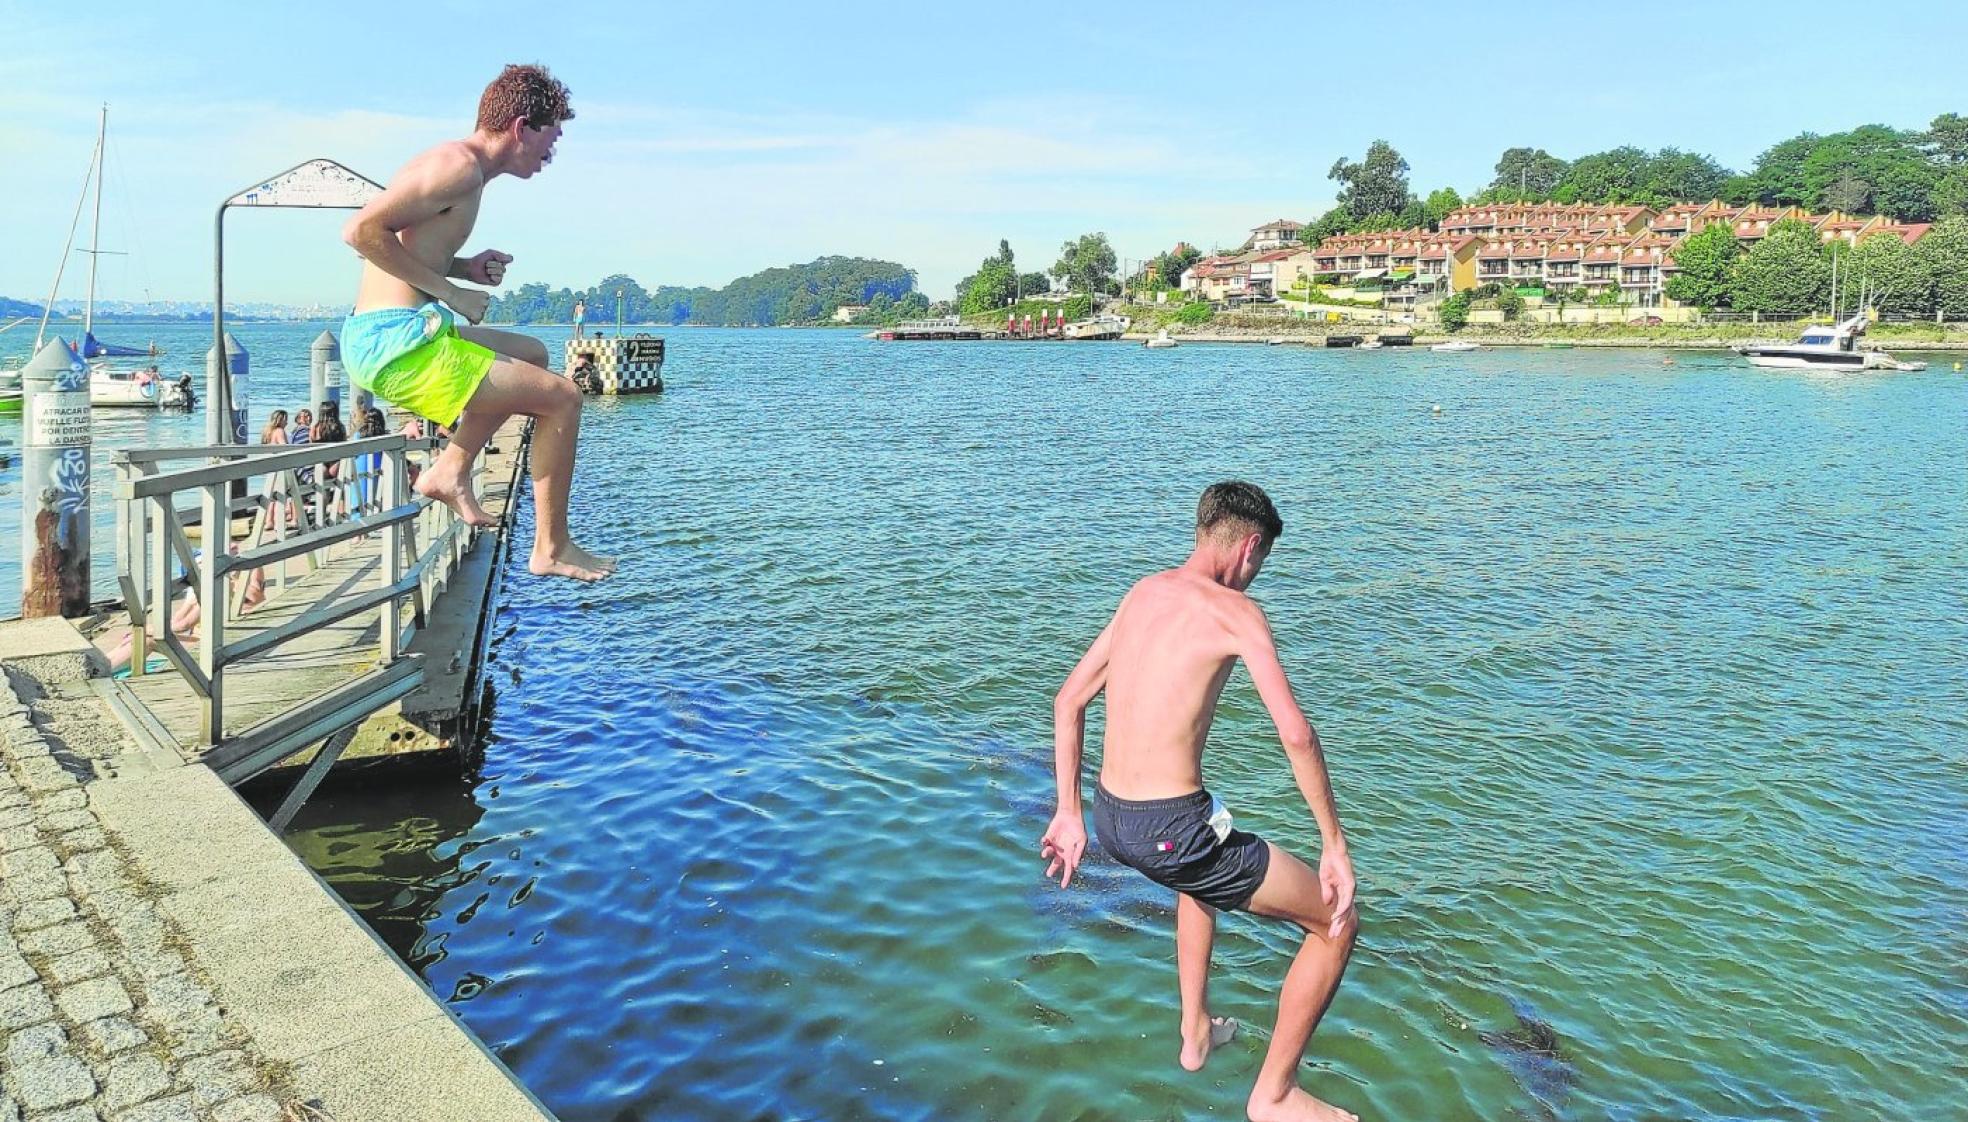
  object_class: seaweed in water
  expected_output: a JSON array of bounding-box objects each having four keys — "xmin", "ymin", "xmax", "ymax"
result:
[{"xmin": 1478, "ymin": 998, "xmax": 1579, "ymax": 1121}]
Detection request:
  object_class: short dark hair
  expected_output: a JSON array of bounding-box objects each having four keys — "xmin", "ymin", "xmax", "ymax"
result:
[
  {"xmin": 1197, "ymin": 481, "xmax": 1282, "ymax": 548},
  {"xmin": 476, "ymin": 64, "xmax": 574, "ymax": 133}
]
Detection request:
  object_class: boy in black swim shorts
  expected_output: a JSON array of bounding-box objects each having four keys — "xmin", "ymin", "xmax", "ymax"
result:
[{"xmin": 1039, "ymin": 481, "xmax": 1361, "ymax": 1122}]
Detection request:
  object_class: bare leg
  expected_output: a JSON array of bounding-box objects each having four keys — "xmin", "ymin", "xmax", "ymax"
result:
[
  {"xmin": 432, "ymin": 355, "xmax": 608, "ymax": 581},
  {"xmin": 1177, "ymin": 893, "xmax": 1237, "ymax": 1070},
  {"xmin": 1242, "ymin": 844, "xmax": 1360, "ymax": 1122}
]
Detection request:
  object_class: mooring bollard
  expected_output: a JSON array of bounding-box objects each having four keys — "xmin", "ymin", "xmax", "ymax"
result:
[
  {"xmin": 310, "ymin": 330, "xmax": 345, "ymax": 418},
  {"xmin": 19, "ymin": 338, "xmax": 92, "ymax": 618},
  {"xmin": 207, "ymin": 332, "xmax": 249, "ymax": 445},
  {"xmin": 208, "ymin": 332, "xmax": 249, "ymax": 500}
]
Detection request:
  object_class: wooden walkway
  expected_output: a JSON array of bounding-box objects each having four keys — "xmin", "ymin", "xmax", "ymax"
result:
[{"xmin": 104, "ymin": 418, "xmax": 529, "ymax": 781}]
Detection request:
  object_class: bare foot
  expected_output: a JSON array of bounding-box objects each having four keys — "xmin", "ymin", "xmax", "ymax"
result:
[
  {"xmin": 1180, "ymin": 1016, "xmax": 1237, "ymax": 1072},
  {"xmin": 529, "ymin": 547, "xmax": 610, "ymax": 582},
  {"xmin": 1246, "ymin": 1087, "xmax": 1359, "ymax": 1122},
  {"xmin": 414, "ymin": 462, "xmax": 496, "ymax": 528},
  {"xmin": 562, "ymin": 543, "xmax": 617, "ymax": 573}
]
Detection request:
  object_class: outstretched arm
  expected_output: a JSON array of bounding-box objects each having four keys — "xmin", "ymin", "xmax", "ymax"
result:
[
  {"xmin": 1236, "ymin": 601, "xmax": 1355, "ymax": 936},
  {"xmin": 341, "ymin": 147, "xmax": 485, "ymax": 317},
  {"xmin": 1040, "ymin": 618, "xmax": 1116, "ymax": 888}
]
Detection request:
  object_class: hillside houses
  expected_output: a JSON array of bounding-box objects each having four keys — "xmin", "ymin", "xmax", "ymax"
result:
[{"xmin": 1265, "ymin": 201, "xmax": 1934, "ymax": 310}]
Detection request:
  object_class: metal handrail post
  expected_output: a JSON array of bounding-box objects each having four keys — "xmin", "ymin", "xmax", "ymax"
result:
[
  {"xmin": 380, "ymin": 446, "xmax": 404, "ymax": 660},
  {"xmin": 198, "ymin": 481, "xmax": 225, "ymax": 743}
]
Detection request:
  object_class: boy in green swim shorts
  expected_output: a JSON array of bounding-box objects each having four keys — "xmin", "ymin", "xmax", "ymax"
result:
[{"xmin": 341, "ymin": 63, "xmax": 613, "ymax": 581}]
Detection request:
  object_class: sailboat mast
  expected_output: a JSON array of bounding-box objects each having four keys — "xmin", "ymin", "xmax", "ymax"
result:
[{"xmin": 84, "ymin": 104, "xmax": 106, "ymax": 342}]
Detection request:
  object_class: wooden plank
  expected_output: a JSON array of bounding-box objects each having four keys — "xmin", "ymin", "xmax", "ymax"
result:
[{"xmin": 205, "ymin": 657, "xmax": 425, "ymax": 783}]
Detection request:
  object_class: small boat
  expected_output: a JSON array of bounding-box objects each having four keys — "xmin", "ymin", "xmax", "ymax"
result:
[
  {"xmin": 1063, "ymin": 313, "xmax": 1131, "ymax": 341},
  {"xmin": 89, "ymin": 365, "xmax": 166, "ymax": 408},
  {"xmin": 1731, "ymin": 314, "xmax": 1915, "ymax": 372},
  {"xmin": 1431, "ymin": 340, "xmax": 1481, "ymax": 352},
  {"xmin": 1267, "ymin": 337, "xmax": 1287, "ymax": 346},
  {"xmin": 1144, "ymin": 329, "xmax": 1178, "ymax": 349},
  {"xmin": 1357, "ymin": 339, "xmax": 1384, "ymax": 350}
]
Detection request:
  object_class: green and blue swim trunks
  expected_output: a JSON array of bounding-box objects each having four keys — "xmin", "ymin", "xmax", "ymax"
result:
[{"xmin": 341, "ymin": 302, "xmax": 496, "ymax": 427}]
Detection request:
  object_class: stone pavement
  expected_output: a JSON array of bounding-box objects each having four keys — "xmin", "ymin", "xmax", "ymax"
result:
[{"xmin": 1, "ymin": 663, "xmax": 299, "ymax": 1122}]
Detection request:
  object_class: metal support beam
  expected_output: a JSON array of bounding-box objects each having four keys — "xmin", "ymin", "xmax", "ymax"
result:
[{"xmin": 267, "ymin": 726, "xmax": 357, "ymax": 833}]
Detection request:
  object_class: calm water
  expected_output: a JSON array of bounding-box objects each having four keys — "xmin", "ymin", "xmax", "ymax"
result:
[{"xmin": 6, "ymin": 326, "xmax": 1966, "ymax": 1120}]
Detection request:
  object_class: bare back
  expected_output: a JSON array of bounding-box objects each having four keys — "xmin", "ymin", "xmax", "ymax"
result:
[
  {"xmin": 352, "ymin": 142, "xmax": 485, "ymax": 313},
  {"xmin": 1100, "ymin": 569, "xmax": 1254, "ymax": 800}
]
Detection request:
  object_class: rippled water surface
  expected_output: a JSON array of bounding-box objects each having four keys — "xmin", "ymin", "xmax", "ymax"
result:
[{"xmin": 8, "ymin": 326, "xmax": 1967, "ymax": 1120}]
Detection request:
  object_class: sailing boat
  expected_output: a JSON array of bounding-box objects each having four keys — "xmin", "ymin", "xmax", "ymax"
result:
[
  {"xmin": 74, "ymin": 106, "xmax": 171, "ymax": 407},
  {"xmin": 0, "ymin": 106, "xmax": 169, "ymax": 412}
]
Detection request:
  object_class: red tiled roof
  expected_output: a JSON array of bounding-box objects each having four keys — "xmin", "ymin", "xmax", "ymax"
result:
[{"xmin": 1865, "ymin": 222, "xmax": 1933, "ymax": 245}]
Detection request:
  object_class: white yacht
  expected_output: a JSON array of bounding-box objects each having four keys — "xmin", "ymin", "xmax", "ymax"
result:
[
  {"xmin": 1430, "ymin": 339, "xmax": 1481, "ymax": 352},
  {"xmin": 1732, "ymin": 315, "xmax": 1925, "ymax": 372}
]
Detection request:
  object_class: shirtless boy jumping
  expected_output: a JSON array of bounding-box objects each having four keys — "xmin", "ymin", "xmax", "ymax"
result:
[
  {"xmin": 341, "ymin": 63, "xmax": 612, "ymax": 582},
  {"xmin": 1040, "ymin": 481, "xmax": 1360, "ymax": 1122}
]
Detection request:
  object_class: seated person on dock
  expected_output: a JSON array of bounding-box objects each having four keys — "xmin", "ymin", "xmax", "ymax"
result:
[{"xmin": 339, "ymin": 63, "xmax": 612, "ymax": 582}]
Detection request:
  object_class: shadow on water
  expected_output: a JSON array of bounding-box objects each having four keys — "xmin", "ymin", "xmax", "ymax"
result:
[
  {"xmin": 272, "ymin": 777, "xmax": 490, "ymax": 973},
  {"xmin": 1479, "ymin": 997, "xmax": 1579, "ymax": 1122}
]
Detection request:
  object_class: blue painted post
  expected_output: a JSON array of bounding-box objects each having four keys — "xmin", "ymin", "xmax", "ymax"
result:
[{"xmin": 19, "ymin": 339, "xmax": 92, "ymax": 618}]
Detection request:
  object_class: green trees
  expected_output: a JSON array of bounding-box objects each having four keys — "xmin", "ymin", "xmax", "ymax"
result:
[
  {"xmin": 1153, "ymin": 245, "xmax": 1202, "ymax": 290},
  {"xmin": 486, "ymin": 257, "xmax": 917, "ymax": 326},
  {"xmin": 1549, "ymin": 146, "xmax": 1729, "ymax": 207},
  {"xmin": 1494, "ymin": 287, "xmax": 1524, "ymax": 321},
  {"xmin": 1437, "ymin": 291, "xmax": 1472, "ymax": 331},
  {"xmin": 1734, "ymin": 124, "xmax": 1949, "ymax": 218},
  {"xmin": 1729, "ymin": 219, "xmax": 1831, "ymax": 315},
  {"xmin": 1422, "ymin": 187, "xmax": 1464, "ymax": 229},
  {"xmin": 1914, "ymin": 216, "xmax": 1968, "ymax": 316},
  {"xmin": 1329, "ymin": 140, "xmax": 1415, "ymax": 222},
  {"xmin": 1488, "ymin": 147, "xmax": 1568, "ymax": 199},
  {"xmin": 959, "ymin": 262, "xmax": 1016, "ymax": 314},
  {"xmin": 1301, "ymin": 207, "xmax": 1352, "ymax": 245},
  {"xmin": 1052, "ymin": 232, "xmax": 1118, "ymax": 295},
  {"xmin": 1846, "ymin": 231, "xmax": 1930, "ymax": 313},
  {"xmin": 1662, "ymin": 222, "xmax": 1742, "ymax": 311}
]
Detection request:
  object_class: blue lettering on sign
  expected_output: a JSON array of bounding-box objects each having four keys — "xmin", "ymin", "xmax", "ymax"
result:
[{"xmin": 52, "ymin": 447, "xmax": 89, "ymax": 549}]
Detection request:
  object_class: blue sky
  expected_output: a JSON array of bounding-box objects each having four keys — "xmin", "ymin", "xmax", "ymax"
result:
[{"xmin": 3, "ymin": 0, "xmax": 1966, "ymax": 306}]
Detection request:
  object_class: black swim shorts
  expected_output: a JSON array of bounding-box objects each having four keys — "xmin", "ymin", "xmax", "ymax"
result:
[{"xmin": 1093, "ymin": 785, "xmax": 1272, "ymax": 912}]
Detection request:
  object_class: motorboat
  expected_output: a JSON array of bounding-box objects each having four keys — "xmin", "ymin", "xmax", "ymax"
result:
[
  {"xmin": 1430, "ymin": 340, "xmax": 1481, "ymax": 352},
  {"xmin": 1731, "ymin": 314, "xmax": 1924, "ymax": 372},
  {"xmin": 90, "ymin": 364, "xmax": 166, "ymax": 408},
  {"xmin": 1144, "ymin": 328, "xmax": 1178, "ymax": 349},
  {"xmin": 1358, "ymin": 339, "xmax": 1385, "ymax": 350},
  {"xmin": 1267, "ymin": 337, "xmax": 1287, "ymax": 346},
  {"xmin": 1063, "ymin": 313, "xmax": 1131, "ymax": 341}
]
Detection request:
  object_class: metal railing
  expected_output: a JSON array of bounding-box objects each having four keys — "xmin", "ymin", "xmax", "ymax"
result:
[{"xmin": 113, "ymin": 433, "xmax": 482, "ymax": 747}]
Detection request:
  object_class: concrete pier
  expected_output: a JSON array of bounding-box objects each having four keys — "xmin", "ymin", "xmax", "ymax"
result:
[{"xmin": 0, "ymin": 620, "xmax": 554, "ymax": 1122}]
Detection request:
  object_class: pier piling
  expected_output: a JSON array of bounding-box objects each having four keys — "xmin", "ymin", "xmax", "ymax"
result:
[
  {"xmin": 19, "ymin": 337, "xmax": 92, "ymax": 618},
  {"xmin": 310, "ymin": 329, "xmax": 345, "ymax": 418},
  {"xmin": 207, "ymin": 331, "xmax": 249, "ymax": 445}
]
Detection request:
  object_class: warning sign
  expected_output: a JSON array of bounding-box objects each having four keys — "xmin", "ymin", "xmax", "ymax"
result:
[{"xmin": 28, "ymin": 391, "xmax": 91, "ymax": 448}]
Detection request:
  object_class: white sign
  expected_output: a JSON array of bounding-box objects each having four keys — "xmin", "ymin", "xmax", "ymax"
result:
[
  {"xmin": 28, "ymin": 391, "xmax": 91, "ymax": 448},
  {"xmin": 226, "ymin": 159, "xmax": 382, "ymax": 209}
]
